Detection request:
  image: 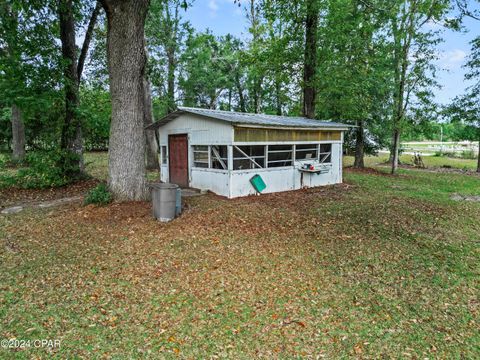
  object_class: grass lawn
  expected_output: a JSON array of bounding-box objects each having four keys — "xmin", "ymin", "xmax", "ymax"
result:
[{"xmin": 1, "ymin": 153, "xmax": 479, "ymax": 358}]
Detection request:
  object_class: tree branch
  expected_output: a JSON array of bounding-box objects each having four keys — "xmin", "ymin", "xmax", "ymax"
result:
[
  {"xmin": 456, "ymin": 0, "xmax": 480, "ymax": 21},
  {"xmin": 77, "ymin": 1, "xmax": 102, "ymax": 82}
]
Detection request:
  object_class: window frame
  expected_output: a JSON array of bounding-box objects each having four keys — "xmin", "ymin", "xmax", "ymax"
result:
[
  {"xmin": 233, "ymin": 145, "xmax": 266, "ymax": 170},
  {"xmin": 295, "ymin": 143, "xmax": 319, "ymax": 162},
  {"xmin": 192, "ymin": 145, "xmax": 209, "ymax": 168},
  {"xmin": 266, "ymin": 144, "xmax": 294, "ymax": 168},
  {"xmin": 319, "ymin": 143, "xmax": 332, "ymax": 164},
  {"xmin": 210, "ymin": 145, "xmax": 228, "ymax": 170},
  {"xmin": 161, "ymin": 145, "xmax": 168, "ymax": 165}
]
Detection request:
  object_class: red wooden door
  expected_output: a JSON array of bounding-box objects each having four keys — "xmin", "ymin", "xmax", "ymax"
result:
[{"xmin": 168, "ymin": 134, "xmax": 189, "ymax": 187}]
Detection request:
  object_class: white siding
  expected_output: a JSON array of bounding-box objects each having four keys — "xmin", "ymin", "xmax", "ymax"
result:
[
  {"xmin": 157, "ymin": 113, "xmax": 233, "ymax": 146},
  {"xmin": 190, "ymin": 169, "xmax": 230, "ymax": 197}
]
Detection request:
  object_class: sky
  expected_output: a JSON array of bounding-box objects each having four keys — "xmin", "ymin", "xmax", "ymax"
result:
[{"xmin": 181, "ymin": 0, "xmax": 480, "ymax": 106}]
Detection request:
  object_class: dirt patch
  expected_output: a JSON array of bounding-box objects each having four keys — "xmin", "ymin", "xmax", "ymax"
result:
[
  {"xmin": 377, "ymin": 163, "xmax": 480, "ymax": 176},
  {"xmin": 78, "ymin": 201, "xmax": 152, "ymax": 224},
  {"xmin": 0, "ymin": 178, "xmax": 98, "ymax": 210}
]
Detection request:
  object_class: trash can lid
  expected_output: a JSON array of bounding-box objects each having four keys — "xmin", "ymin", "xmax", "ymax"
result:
[{"xmin": 148, "ymin": 182, "xmax": 179, "ymax": 190}]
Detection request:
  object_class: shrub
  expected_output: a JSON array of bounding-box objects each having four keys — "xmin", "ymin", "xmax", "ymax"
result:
[
  {"xmin": 433, "ymin": 150, "xmax": 457, "ymax": 158},
  {"xmin": 460, "ymin": 149, "xmax": 476, "ymax": 160},
  {"xmin": 84, "ymin": 183, "xmax": 112, "ymax": 205},
  {"xmin": 0, "ymin": 150, "xmax": 82, "ymax": 189},
  {"xmin": 13, "ymin": 150, "xmax": 82, "ymax": 189}
]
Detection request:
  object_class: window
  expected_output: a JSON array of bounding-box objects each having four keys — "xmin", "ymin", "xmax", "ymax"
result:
[
  {"xmin": 233, "ymin": 145, "xmax": 265, "ymax": 170},
  {"xmin": 210, "ymin": 145, "xmax": 228, "ymax": 169},
  {"xmin": 193, "ymin": 145, "xmax": 209, "ymax": 168},
  {"xmin": 267, "ymin": 145, "xmax": 293, "ymax": 167},
  {"xmin": 161, "ymin": 146, "xmax": 167, "ymax": 165},
  {"xmin": 295, "ymin": 144, "xmax": 318, "ymax": 161},
  {"xmin": 319, "ymin": 144, "xmax": 332, "ymax": 163}
]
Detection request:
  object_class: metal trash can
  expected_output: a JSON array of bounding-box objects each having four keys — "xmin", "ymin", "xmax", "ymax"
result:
[
  {"xmin": 150, "ymin": 183, "xmax": 179, "ymax": 222},
  {"xmin": 175, "ymin": 188, "xmax": 182, "ymax": 216}
]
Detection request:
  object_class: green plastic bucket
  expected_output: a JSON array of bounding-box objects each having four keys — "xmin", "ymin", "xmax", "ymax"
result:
[{"xmin": 250, "ymin": 174, "xmax": 266, "ymax": 193}]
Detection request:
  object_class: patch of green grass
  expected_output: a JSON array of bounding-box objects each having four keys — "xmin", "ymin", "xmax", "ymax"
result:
[
  {"xmin": 84, "ymin": 152, "xmax": 109, "ymax": 180},
  {"xmin": 85, "ymin": 152, "xmax": 160, "ymax": 182},
  {"xmin": 345, "ymin": 153, "xmax": 478, "ymax": 171},
  {"xmin": 345, "ymin": 168, "xmax": 480, "ymax": 203}
]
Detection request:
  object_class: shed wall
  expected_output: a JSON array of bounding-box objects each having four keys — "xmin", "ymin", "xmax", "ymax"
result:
[{"xmin": 157, "ymin": 114, "xmax": 233, "ymax": 145}]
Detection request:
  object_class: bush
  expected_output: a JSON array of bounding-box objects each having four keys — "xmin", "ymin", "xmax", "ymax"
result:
[
  {"xmin": 433, "ymin": 150, "xmax": 454, "ymax": 157},
  {"xmin": 433, "ymin": 149, "xmax": 477, "ymax": 160},
  {"xmin": 0, "ymin": 149, "xmax": 82, "ymax": 189},
  {"xmin": 460, "ymin": 149, "xmax": 477, "ymax": 159},
  {"xmin": 84, "ymin": 183, "xmax": 112, "ymax": 205}
]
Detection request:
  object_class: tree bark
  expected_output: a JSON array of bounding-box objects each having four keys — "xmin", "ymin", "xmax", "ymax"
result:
[
  {"xmin": 101, "ymin": 0, "xmax": 149, "ymax": 200},
  {"xmin": 391, "ymin": 128, "xmax": 401, "ymax": 174},
  {"xmin": 353, "ymin": 120, "xmax": 365, "ymax": 168},
  {"xmin": 253, "ymin": 77, "xmax": 262, "ymax": 113},
  {"xmin": 302, "ymin": 0, "xmax": 319, "ymax": 119},
  {"xmin": 144, "ymin": 77, "xmax": 159, "ymax": 170},
  {"xmin": 59, "ymin": 0, "xmax": 83, "ymax": 171},
  {"xmin": 235, "ymin": 72, "xmax": 246, "ymax": 112},
  {"xmin": 11, "ymin": 104, "xmax": 26, "ymax": 162},
  {"xmin": 166, "ymin": 47, "xmax": 176, "ymax": 113},
  {"xmin": 228, "ymin": 88, "xmax": 232, "ymax": 111},
  {"xmin": 275, "ymin": 74, "xmax": 282, "ymax": 116}
]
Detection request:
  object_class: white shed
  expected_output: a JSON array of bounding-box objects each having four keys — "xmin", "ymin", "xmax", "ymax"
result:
[{"xmin": 147, "ymin": 107, "xmax": 351, "ymax": 198}]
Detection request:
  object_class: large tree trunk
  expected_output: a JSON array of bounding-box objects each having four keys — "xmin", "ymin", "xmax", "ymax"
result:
[
  {"xmin": 166, "ymin": 47, "xmax": 176, "ymax": 113},
  {"xmin": 391, "ymin": 128, "xmax": 401, "ymax": 174},
  {"xmin": 143, "ymin": 77, "xmax": 159, "ymax": 170},
  {"xmin": 11, "ymin": 104, "xmax": 25, "ymax": 162},
  {"xmin": 59, "ymin": 0, "xmax": 83, "ymax": 172},
  {"xmin": 302, "ymin": 0, "xmax": 319, "ymax": 119},
  {"xmin": 275, "ymin": 74, "xmax": 282, "ymax": 116},
  {"xmin": 228, "ymin": 88, "xmax": 232, "ymax": 111},
  {"xmin": 253, "ymin": 77, "xmax": 262, "ymax": 113},
  {"xmin": 353, "ymin": 120, "xmax": 365, "ymax": 168},
  {"xmin": 101, "ymin": 0, "xmax": 149, "ymax": 200},
  {"xmin": 235, "ymin": 73, "xmax": 246, "ymax": 112}
]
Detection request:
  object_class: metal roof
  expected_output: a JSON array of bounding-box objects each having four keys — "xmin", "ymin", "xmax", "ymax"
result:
[{"xmin": 145, "ymin": 106, "xmax": 352, "ymax": 130}]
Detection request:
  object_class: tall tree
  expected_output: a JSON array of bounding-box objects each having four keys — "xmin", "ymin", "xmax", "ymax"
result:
[
  {"xmin": 387, "ymin": 0, "xmax": 449, "ymax": 174},
  {"xmin": 147, "ymin": 0, "xmax": 189, "ymax": 114},
  {"xmin": 100, "ymin": 0, "xmax": 150, "ymax": 200},
  {"xmin": 302, "ymin": 0, "xmax": 320, "ymax": 118},
  {"xmin": 58, "ymin": 0, "xmax": 82, "ymax": 169},
  {"xmin": 1, "ymin": 3, "xmax": 25, "ymax": 161},
  {"xmin": 0, "ymin": 1, "xmax": 61, "ymax": 160},
  {"xmin": 448, "ymin": 36, "xmax": 480, "ymax": 172},
  {"xmin": 179, "ymin": 31, "xmax": 233, "ymax": 109},
  {"xmin": 316, "ymin": 0, "xmax": 392, "ymax": 168},
  {"xmin": 143, "ymin": 75, "xmax": 159, "ymax": 170},
  {"xmin": 246, "ymin": 0, "xmax": 266, "ymax": 113},
  {"xmin": 58, "ymin": 0, "xmax": 101, "ymax": 172}
]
